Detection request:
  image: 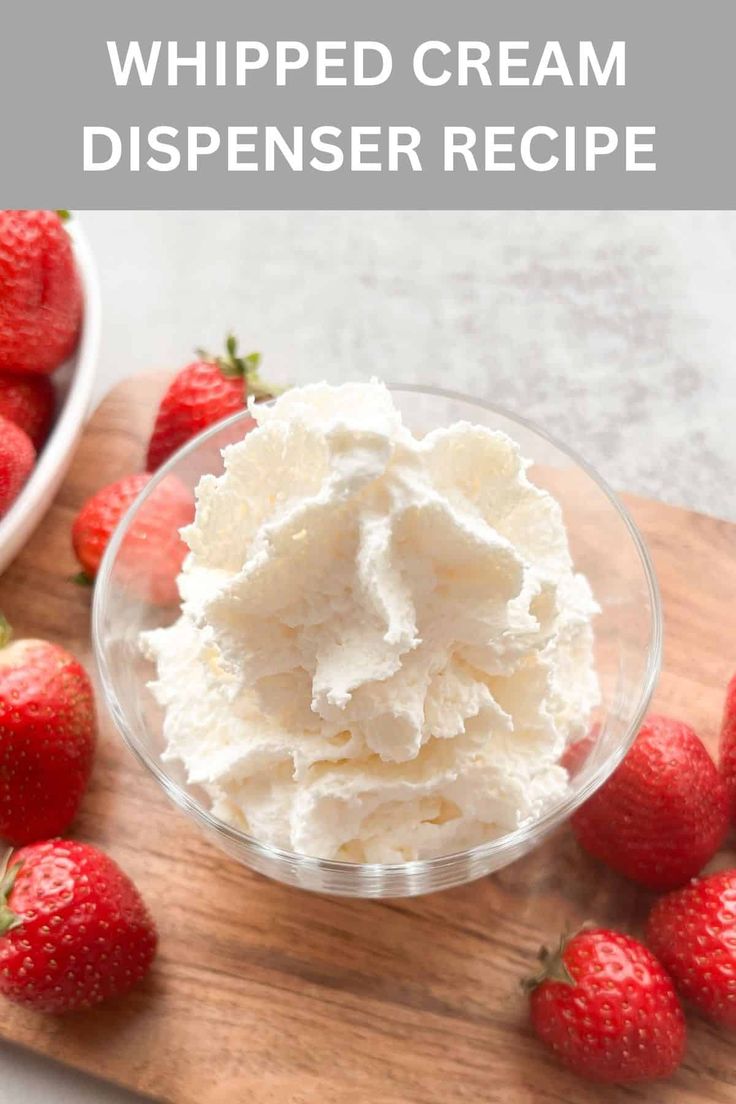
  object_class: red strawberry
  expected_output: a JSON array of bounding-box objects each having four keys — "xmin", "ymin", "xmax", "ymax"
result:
[
  {"xmin": 0, "ymin": 414, "xmax": 35, "ymax": 516},
  {"xmin": 72, "ymin": 472, "xmax": 193, "ymax": 604},
  {"xmin": 0, "ymin": 371, "xmax": 55, "ymax": 450},
  {"xmin": 527, "ymin": 927, "xmax": 685, "ymax": 1083},
  {"xmin": 719, "ymin": 675, "xmax": 736, "ymax": 821},
  {"xmin": 0, "ymin": 840, "xmax": 157, "ymax": 1012},
  {"xmin": 561, "ymin": 725, "xmax": 598, "ymax": 775},
  {"xmin": 0, "ymin": 618, "xmax": 96, "ymax": 844},
  {"xmin": 0, "ymin": 210, "xmax": 82, "ymax": 375},
  {"xmin": 571, "ymin": 715, "xmax": 729, "ymax": 891},
  {"xmin": 146, "ymin": 335, "xmax": 263, "ymax": 471},
  {"xmin": 647, "ymin": 870, "xmax": 736, "ymax": 1028}
]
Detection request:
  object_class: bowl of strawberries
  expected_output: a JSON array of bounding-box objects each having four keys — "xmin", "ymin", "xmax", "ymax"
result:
[{"xmin": 0, "ymin": 210, "xmax": 100, "ymax": 574}]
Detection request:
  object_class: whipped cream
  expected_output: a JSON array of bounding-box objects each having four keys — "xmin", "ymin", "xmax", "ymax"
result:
[{"xmin": 142, "ymin": 381, "xmax": 599, "ymax": 862}]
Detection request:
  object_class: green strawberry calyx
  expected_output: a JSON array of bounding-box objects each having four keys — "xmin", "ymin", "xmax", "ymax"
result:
[
  {"xmin": 522, "ymin": 931, "xmax": 578, "ymax": 992},
  {"xmin": 197, "ymin": 334, "xmax": 284, "ymax": 402},
  {"xmin": 71, "ymin": 571, "xmax": 94, "ymax": 588},
  {"xmin": 0, "ymin": 850, "xmax": 23, "ymax": 937},
  {"xmin": 0, "ymin": 613, "xmax": 12, "ymax": 649}
]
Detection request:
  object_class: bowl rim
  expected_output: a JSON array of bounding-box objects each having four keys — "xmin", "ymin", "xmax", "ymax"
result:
[{"xmin": 93, "ymin": 383, "xmax": 663, "ymax": 875}]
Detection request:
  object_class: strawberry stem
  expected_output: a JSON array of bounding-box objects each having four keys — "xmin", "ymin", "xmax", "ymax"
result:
[
  {"xmin": 0, "ymin": 613, "xmax": 12, "ymax": 649},
  {"xmin": 197, "ymin": 334, "xmax": 283, "ymax": 402},
  {"xmin": 56, "ymin": 210, "xmax": 71, "ymax": 222},
  {"xmin": 0, "ymin": 849, "xmax": 22, "ymax": 937},
  {"xmin": 71, "ymin": 571, "xmax": 94, "ymax": 588},
  {"xmin": 521, "ymin": 932, "xmax": 576, "ymax": 992}
]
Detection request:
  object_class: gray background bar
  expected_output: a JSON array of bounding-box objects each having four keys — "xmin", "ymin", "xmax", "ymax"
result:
[{"xmin": 0, "ymin": 0, "xmax": 733, "ymax": 209}]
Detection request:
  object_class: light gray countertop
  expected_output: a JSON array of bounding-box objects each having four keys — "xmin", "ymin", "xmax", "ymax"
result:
[
  {"xmin": 2, "ymin": 210, "xmax": 735, "ymax": 1104},
  {"xmin": 83, "ymin": 210, "xmax": 736, "ymax": 520}
]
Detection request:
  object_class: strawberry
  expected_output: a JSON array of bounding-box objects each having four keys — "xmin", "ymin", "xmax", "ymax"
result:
[
  {"xmin": 72, "ymin": 472, "xmax": 193, "ymax": 604},
  {"xmin": 146, "ymin": 335, "xmax": 264, "ymax": 471},
  {"xmin": 561, "ymin": 726, "xmax": 597, "ymax": 775},
  {"xmin": 0, "ymin": 371, "xmax": 55, "ymax": 450},
  {"xmin": 527, "ymin": 927, "xmax": 686, "ymax": 1083},
  {"xmin": 0, "ymin": 840, "xmax": 157, "ymax": 1012},
  {"xmin": 571, "ymin": 715, "xmax": 729, "ymax": 891},
  {"xmin": 0, "ymin": 414, "xmax": 35, "ymax": 517},
  {"xmin": 0, "ymin": 210, "xmax": 82, "ymax": 375},
  {"xmin": 72, "ymin": 472, "xmax": 150, "ymax": 580},
  {"xmin": 647, "ymin": 870, "xmax": 736, "ymax": 1028},
  {"xmin": 0, "ymin": 616, "xmax": 96, "ymax": 844},
  {"xmin": 719, "ymin": 674, "xmax": 736, "ymax": 821}
]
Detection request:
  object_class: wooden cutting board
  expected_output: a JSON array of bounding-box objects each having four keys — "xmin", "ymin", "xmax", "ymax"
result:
[{"xmin": 0, "ymin": 373, "xmax": 735, "ymax": 1104}]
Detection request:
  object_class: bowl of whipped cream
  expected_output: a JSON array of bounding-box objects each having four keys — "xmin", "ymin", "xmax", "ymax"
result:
[{"xmin": 93, "ymin": 381, "xmax": 661, "ymax": 897}]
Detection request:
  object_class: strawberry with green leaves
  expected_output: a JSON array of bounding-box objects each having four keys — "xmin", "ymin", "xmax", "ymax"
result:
[
  {"xmin": 527, "ymin": 927, "xmax": 686, "ymax": 1083},
  {"xmin": 146, "ymin": 335, "xmax": 267, "ymax": 471},
  {"xmin": 0, "ymin": 840, "xmax": 157, "ymax": 1013},
  {"xmin": 71, "ymin": 471, "xmax": 193, "ymax": 604}
]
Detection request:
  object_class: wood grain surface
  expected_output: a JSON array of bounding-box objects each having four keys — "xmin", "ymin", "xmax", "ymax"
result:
[{"xmin": 0, "ymin": 373, "xmax": 735, "ymax": 1104}]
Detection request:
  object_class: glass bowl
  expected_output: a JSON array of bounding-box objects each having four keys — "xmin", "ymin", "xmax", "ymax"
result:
[{"xmin": 93, "ymin": 386, "xmax": 661, "ymax": 898}]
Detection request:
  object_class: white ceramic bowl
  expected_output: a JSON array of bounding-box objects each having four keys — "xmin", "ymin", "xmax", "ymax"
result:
[{"xmin": 0, "ymin": 217, "xmax": 101, "ymax": 574}]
